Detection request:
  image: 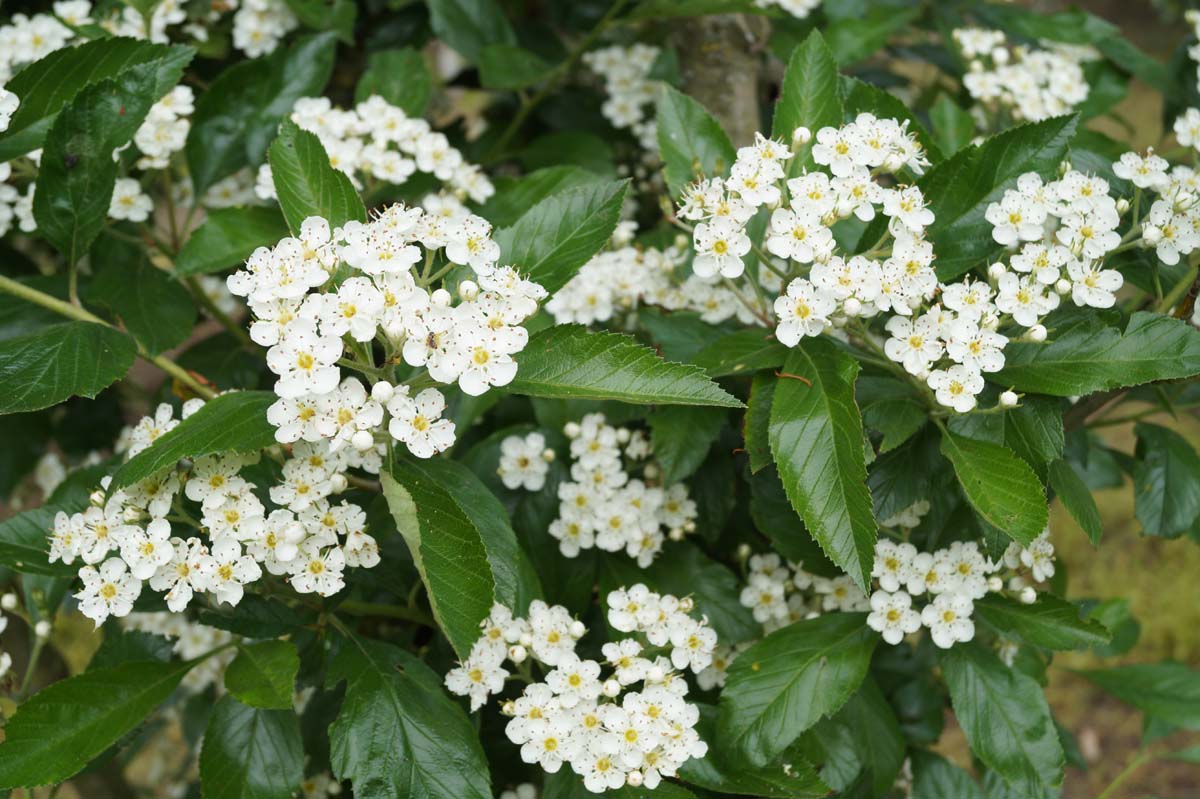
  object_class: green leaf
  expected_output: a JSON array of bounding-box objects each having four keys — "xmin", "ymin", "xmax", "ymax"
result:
[
  {"xmin": 509, "ymin": 325, "xmax": 743, "ymax": 408},
  {"xmin": 919, "ymin": 115, "xmax": 1078, "ymax": 281},
  {"xmin": 910, "ymin": 750, "xmax": 985, "ymax": 799},
  {"xmin": 327, "ymin": 633, "xmax": 492, "ymax": 799},
  {"xmin": 224, "ymin": 641, "xmax": 300, "ymax": 710},
  {"xmin": 998, "ymin": 312, "xmax": 1200, "ymax": 396},
  {"xmin": 767, "ymin": 339, "xmax": 876, "ymax": 589},
  {"xmin": 0, "ymin": 322, "xmax": 136, "ymax": 415},
  {"xmin": 637, "ymin": 308, "xmax": 727, "ymax": 363},
  {"xmin": 680, "ymin": 705, "xmax": 829, "ymax": 798},
  {"xmin": 269, "ymin": 119, "xmax": 368, "ymax": 234},
  {"xmin": 1047, "ymin": 459, "xmax": 1103, "ymax": 545},
  {"xmin": 1003, "ymin": 397, "xmax": 1064, "ymax": 470},
  {"xmin": 1133, "ymin": 422, "xmax": 1200, "ymax": 538},
  {"xmin": 196, "ymin": 595, "xmax": 313, "ymax": 639},
  {"xmin": 626, "ymin": 0, "xmax": 768, "ymax": 20},
  {"xmin": 656, "ymin": 84, "xmax": 736, "ymax": 199},
  {"xmin": 718, "ymin": 613, "xmax": 878, "ymax": 767},
  {"xmin": 382, "ymin": 457, "xmax": 541, "ymax": 658},
  {"xmin": 479, "ymin": 166, "xmax": 604, "ymax": 228},
  {"xmin": 283, "ymin": 0, "xmax": 356, "ymax": 42},
  {"xmin": 494, "ymin": 180, "xmax": 628, "ymax": 295},
  {"xmin": 1078, "ymin": 662, "xmax": 1200, "ymax": 730},
  {"xmin": 938, "ymin": 430, "xmax": 1047, "ymax": 547},
  {"xmin": 974, "ymin": 594, "xmax": 1110, "ymax": 650},
  {"xmin": 354, "ymin": 48, "xmax": 432, "ymax": 116},
  {"xmin": 0, "ymin": 659, "xmax": 195, "ymax": 788},
  {"xmin": 692, "ymin": 328, "xmax": 789, "ymax": 378},
  {"xmin": 0, "ymin": 38, "xmax": 185, "ymax": 162},
  {"xmin": 929, "ymin": 95, "xmax": 975, "ymax": 157},
  {"xmin": 187, "ymin": 33, "xmax": 337, "ymax": 195},
  {"xmin": 825, "ymin": 6, "xmax": 923, "ymax": 67},
  {"xmin": 33, "ymin": 46, "xmax": 194, "ymax": 263},
  {"xmin": 425, "ymin": 0, "xmax": 517, "ymax": 63},
  {"xmin": 175, "ymin": 207, "xmax": 291, "ymax": 277},
  {"xmin": 840, "ymin": 76, "xmax": 943, "ymax": 164},
  {"xmin": 0, "ymin": 507, "xmax": 75, "ymax": 577},
  {"xmin": 772, "ymin": 31, "xmax": 843, "ymax": 177},
  {"xmin": 89, "ymin": 251, "xmax": 195, "ymax": 356},
  {"xmin": 745, "ymin": 371, "xmax": 776, "ymax": 473},
  {"xmin": 938, "ymin": 642, "xmax": 1064, "ymax": 796},
  {"xmin": 109, "ymin": 391, "xmax": 278, "ymax": 490},
  {"xmin": 648, "ymin": 406, "xmax": 726, "ymax": 484},
  {"xmin": 199, "ymin": 695, "xmax": 304, "ymax": 799},
  {"xmin": 479, "ymin": 44, "xmax": 554, "ymax": 90},
  {"xmin": 857, "ymin": 376, "xmax": 926, "ymax": 453},
  {"xmin": 810, "ymin": 677, "xmax": 906, "ymax": 797}
]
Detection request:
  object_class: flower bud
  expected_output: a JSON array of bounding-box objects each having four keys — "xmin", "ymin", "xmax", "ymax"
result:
[
  {"xmin": 683, "ymin": 520, "xmax": 696, "ymax": 533},
  {"xmin": 35, "ymin": 620, "xmax": 52, "ymax": 638},
  {"xmin": 668, "ymin": 526, "xmax": 684, "ymax": 541},
  {"xmin": 519, "ymin": 632, "xmax": 533, "ymax": 648},
  {"xmin": 564, "ymin": 422, "xmax": 581, "ymax": 439},
  {"xmin": 508, "ymin": 644, "xmax": 527, "ymax": 664},
  {"xmin": 501, "ymin": 700, "xmax": 517, "ymax": 716},
  {"xmin": 1055, "ymin": 278, "xmax": 1072, "ymax": 295},
  {"xmin": 569, "ymin": 620, "xmax": 586, "ymax": 639},
  {"xmin": 615, "ymin": 428, "xmax": 631, "ymax": 444},
  {"xmin": 1027, "ymin": 324, "xmax": 1047, "ymax": 343},
  {"xmin": 792, "ymin": 126, "xmax": 812, "ymax": 145},
  {"xmin": 987, "ymin": 576, "xmax": 1004, "ymax": 593},
  {"xmin": 987, "ymin": 262, "xmax": 1007, "ymax": 280},
  {"xmin": 541, "ymin": 448, "xmax": 556, "ymax": 463},
  {"xmin": 602, "ymin": 679, "xmax": 622, "ymax": 698},
  {"xmin": 643, "ymin": 463, "xmax": 660, "ymax": 480},
  {"xmin": 1008, "ymin": 576, "xmax": 1028, "ymax": 592},
  {"xmin": 1020, "ymin": 586, "xmax": 1038, "ymax": 605},
  {"xmin": 330, "ymin": 473, "xmax": 348, "ymax": 493},
  {"xmin": 647, "ymin": 665, "xmax": 665, "ymax": 683},
  {"xmin": 1116, "ymin": 198, "xmax": 1130, "ymax": 214},
  {"xmin": 1143, "ymin": 226, "xmax": 1163, "ymax": 245},
  {"xmin": 371, "ymin": 380, "xmax": 395, "ymax": 403},
  {"xmin": 458, "ymin": 279, "xmax": 479, "ymax": 301},
  {"xmin": 626, "ymin": 771, "xmax": 644, "ymax": 788},
  {"xmin": 679, "ymin": 597, "xmax": 695, "ymax": 613},
  {"xmin": 89, "ymin": 489, "xmax": 106, "ymax": 507},
  {"xmin": 1058, "ymin": 159, "xmax": 1071, "ymax": 177},
  {"xmin": 430, "ymin": 288, "xmax": 452, "ymax": 307},
  {"xmin": 842, "ymin": 298, "xmax": 862, "ymax": 317},
  {"xmin": 0, "ymin": 593, "xmax": 18, "ymax": 611},
  {"xmin": 805, "ymin": 610, "xmax": 821, "ymax": 620},
  {"xmin": 999, "ymin": 390, "xmax": 1019, "ymax": 408},
  {"xmin": 991, "ymin": 47, "xmax": 1009, "ymax": 65},
  {"xmin": 351, "ymin": 430, "xmax": 375, "ymax": 452},
  {"xmin": 736, "ymin": 543, "xmax": 751, "ymax": 561}
]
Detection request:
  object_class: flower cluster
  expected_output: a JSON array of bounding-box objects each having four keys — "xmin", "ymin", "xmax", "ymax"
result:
[
  {"xmin": 131, "ymin": 85, "xmax": 194, "ymax": 171},
  {"xmin": 255, "ymin": 95, "xmax": 494, "ymax": 204},
  {"xmin": 582, "ymin": 44, "xmax": 661, "ymax": 154},
  {"xmin": 445, "ymin": 589, "xmax": 714, "ymax": 792},
  {"xmin": 123, "ymin": 611, "xmax": 236, "ymax": 692},
  {"xmin": 497, "ymin": 431, "xmax": 555, "ymax": 492},
  {"xmin": 530, "ymin": 414, "xmax": 698, "ymax": 566},
  {"xmin": 739, "ymin": 553, "xmax": 868, "ymax": 635},
  {"xmin": 229, "ymin": 0, "xmax": 299, "ymax": 58},
  {"xmin": 953, "ymin": 28, "xmax": 1095, "ymax": 122},
  {"xmin": 226, "ymin": 207, "xmax": 545, "ymax": 454},
  {"xmin": 48, "ymin": 400, "xmax": 382, "ymax": 628}
]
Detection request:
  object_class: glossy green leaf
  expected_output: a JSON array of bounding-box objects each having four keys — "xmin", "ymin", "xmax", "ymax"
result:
[
  {"xmin": 810, "ymin": 678, "xmax": 906, "ymax": 797},
  {"xmin": 33, "ymin": 46, "xmax": 193, "ymax": 263},
  {"xmin": 1133, "ymin": 422, "xmax": 1200, "ymax": 538},
  {"xmin": 772, "ymin": 31, "xmax": 842, "ymax": 177},
  {"xmin": 938, "ymin": 642, "xmax": 1064, "ymax": 796},
  {"xmin": 648, "ymin": 405, "xmax": 726, "ymax": 484},
  {"xmin": 425, "ymin": 0, "xmax": 517, "ymax": 63},
  {"xmin": 354, "ymin": 48, "xmax": 432, "ymax": 116},
  {"xmin": 0, "ymin": 322, "xmax": 136, "ymax": 415},
  {"xmin": 175, "ymin": 207, "xmax": 291, "ymax": 277},
  {"xmin": 187, "ymin": 33, "xmax": 337, "ymax": 194},
  {"xmin": 269, "ymin": 119, "xmax": 368, "ymax": 234},
  {"xmin": 910, "ymin": 750, "xmax": 985, "ymax": 799},
  {"xmin": 745, "ymin": 371, "xmax": 776, "ymax": 473},
  {"xmin": 509, "ymin": 325, "xmax": 743, "ymax": 408},
  {"xmin": 919, "ymin": 115, "xmax": 1078, "ymax": 281},
  {"xmin": 199, "ymin": 695, "xmax": 304, "ymax": 799},
  {"xmin": 1078, "ymin": 661, "xmax": 1200, "ymax": 730},
  {"xmin": 479, "ymin": 44, "xmax": 554, "ymax": 90},
  {"xmin": 382, "ymin": 457, "xmax": 542, "ymax": 658},
  {"xmin": 0, "ymin": 38, "xmax": 184, "ymax": 162},
  {"xmin": 224, "ymin": 641, "xmax": 300, "ymax": 710},
  {"xmin": 826, "ymin": 6, "xmax": 923, "ymax": 67},
  {"xmin": 929, "ymin": 95, "xmax": 975, "ymax": 157},
  {"xmin": 283, "ymin": 0, "xmax": 356, "ymax": 42},
  {"xmin": 656, "ymin": 84, "xmax": 736, "ymax": 198},
  {"xmin": 998, "ymin": 312, "xmax": 1200, "ymax": 396},
  {"xmin": 768, "ymin": 339, "xmax": 876, "ymax": 589},
  {"xmin": 0, "ymin": 507, "xmax": 76, "ymax": 577},
  {"xmin": 939, "ymin": 430, "xmax": 1047, "ymax": 547},
  {"xmin": 857, "ymin": 376, "xmax": 926, "ymax": 453},
  {"xmin": 109, "ymin": 391, "xmax": 278, "ymax": 490},
  {"xmin": 692, "ymin": 328, "xmax": 789, "ymax": 378},
  {"xmin": 975, "ymin": 594, "xmax": 1110, "ymax": 650},
  {"xmin": 718, "ymin": 613, "xmax": 877, "ymax": 767},
  {"xmin": 89, "ymin": 253, "xmax": 195, "ymax": 356},
  {"xmin": 480, "ymin": 166, "xmax": 604, "ymax": 228},
  {"xmin": 327, "ymin": 632, "xmax": 492, "ymax": 799},
  {"xmin": 0, "ymin": 659, "xmax": 195, "ymax": 788},
  {"xmin": 494, "ymin": 179, "xmax": 628, "ymax": 295},
  {"xmin": 1047, "ymin": 459, "xmax": 1103, "ymax": 545}
]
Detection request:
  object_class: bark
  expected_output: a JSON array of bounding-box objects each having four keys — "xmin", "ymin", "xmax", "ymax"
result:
[{"xmin": 669, "ymin": 14, "xmax": 770, "ymax": 147}]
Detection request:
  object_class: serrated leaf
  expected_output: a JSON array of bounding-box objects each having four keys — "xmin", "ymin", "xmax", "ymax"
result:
[
  {"xmin": 938, "ymin": 643, "xmax": 1064, "ymax": 796},
  {"xmin": 692, "ymin": 328, "xmax": 789, "ymax": 378},
  {"xmin": 1132, "ymin": 422, "xmax": 1200, "ymax": 538},
  {"xmin": 425, "ymin": 0, "xmax": 517, "ymax": 63},
  {"xmin": 857, "ymin": 376, "xmax": 926, "ymax": 453},
  {"xmin": 89, "ymin": 248, "xmax": 195, "ymax": 355},
  {"xmin": 718, "ymin": 613, "xmax": 877, "ymax": 767},
  {"xmin": 1047, "ymin": 458, "xmax": 1102, "ymax": 544},
  {"xmin": 196, "ymin": 594, "xmax": 313, "ymax": 639},
  {"xmin": 919, "ymin": 115, "xmax": 1078, "ymax": 281},
  {"xmin": 745, "ymin": 371, "xmax": 776, "ymax": 473},
  {"xmin": 354, "ymin": 48, "xmax": 432, "ymax": 116},
  {"xmin": 479, "ymin": 44, "xmax": 554, "ymax": 90},
  {"xmin": 910, "ymin": 750, "xmax": 985, "ymax": 799},
  {"xmin": 929, "ymin": 95, "xmax": 975, "ymax": 157},
  {"xmin": 656, "ymin": 84, "xmax": 736, "ymax": 199},
  {"xmin": 772, "ymin": 31, "xmax": 843, "ymax": 177},
  {"xmin": 508, "ymin": 325, "xmax": 743, "ymax": 408},
  {"xmin": 326, "ymin": 632, "xmax": 492, "ymax": 799},
  {"xmin": 1077, "ymin": 662, "xmax": 1200, "ymax": 730},
  {"xmin": 224, "ymin": 641, "xmax": 300, "ymax": 710},
  {"xmin": 480, "ymin": 166, "xmax": 605, "ymax": 228},
  {"xmin": 975, "ymin": 594, "xmax": 1110, "ymax": 650},
  {"xmin": 199, "ymin": 695, "xmax": 304, "ymax": 799},
  {"xmin": 767, "ymin": 339, "xmax": 876, "ymax": 589},
  {"xmin": 382, "ymin": 458, "xmax": 542, "ymax": 658},
  {"xmin": 0, "ymin": 37, "xmax": 184, "ymax": 162},
  {"xmin": 269, "ymin": 119, "xmax": 367, "ymax": 234},
  {"xmin": 0, "ymin": 322, "xmax": 136, "ymax": 415},
  {"xmin": 175, "ymin": 206, "xmax": 291, "ymax": 277},
  {"xmin": 494, "ymin": 180, "xmax": 628, "ymax": 295},
  {"xmin": 939, "ymin": 429, "xmax": 1047, "ymax": 547},
  {"xmin": 810, "ymin": 677, "xmax": 906, "ymax": 797},
  {"xmin": 648, "ymin": 405, "xmax": 726, "ymax": 484},
  {"xmin": 33, "ymin": 46, "xmax": 194, "ymax": 263},
  {"xmin": 0, "ymin": 659, "xmax": 195, "ymax": 788},
  {"xmin": 109, "ymin": 391, "xmax": 278, "ymax": 490},
  {"xmin": 187, "ymin": 33, "xmax": 337, "ymax": 195},
  {"xmin": 998, "ymin": 311, "xmax": 1200, "ymax": 396}
]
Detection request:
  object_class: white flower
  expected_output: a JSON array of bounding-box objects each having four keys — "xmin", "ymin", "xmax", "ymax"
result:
[
  {"xmin": 692, "ymin": 217, "xmax": 750, "ymax": 279},
  {"xmin": 1067, "ymin": 259, "xmax": 1123, "ymax": 308},
  {"xmin": 1112, "ymin": 150, "xmax": 1169, "ymax": 191},
  {"xmin": 774, "ymin": 278, "xmax": 835, "ymax": 345},
  {"xmin": 498, "ymin": 432, "xmax": 551, "ymax": 491},
  {"xmin": 884, "ymin": 313, "xmax": 944, "ymax": 375},
  {"xmin": 1020, "ymin": 530, "xmax": 1056, "ymax": 582},
  {"xmin": 766, "ymin": 208, "xmax": 833, "ymax": 263},
  {"xmin": 265, "ymin": 320, "xmax": 342, "ymax": 399},
  {"xmin": 108, "ymin": 177, "xmax": 153, "ymax": 222},
  {"xmin": 119, "ymin": 518, "xmax": 174, "ymax": 580},
  {"xmin": 872, "ymin": 540, "xmax": 918, "ymax": 593},
  {"xmin": 194, "ymin": 538, "xmax": 262, "ymax": 606},
  {"xmin": 545, "ymin": 653, "xmax": 603, "ymax": 708},
  {"xmin": 927, "ymin": 364, "xmax": 985, "ymax": 413},
  {"xmin": 445, "ymin": 645, "xmax": 508, "ymax": 712},
  {"xmin": 387, "ymin": 387, "xmax": 456, "ymax": 458},
  {"xmin": 921, "ymin": 592, "xmax": 975, "ymax": 648},
  {"xmin": 0, "ymin": 87, "xmax": 18, "ymax": 133},
  {"xmin": 289, "ymin": 539, "xmax": 346, "ymax": 596},
  {"xmin": 76, "ymin": 558, "xmax": 141, "ymax": 626},
  {"xmin": 867, "ymin": 590, "xmax": 922, "ymax": 644},
  {"xmin": 149, "ymin": 537, "xmax": 207, "ymax": 612}
]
